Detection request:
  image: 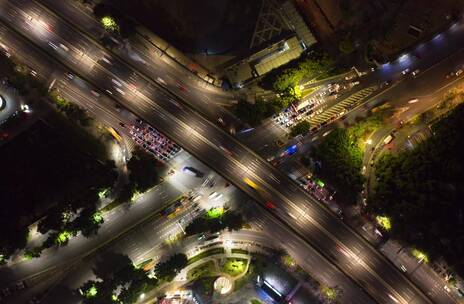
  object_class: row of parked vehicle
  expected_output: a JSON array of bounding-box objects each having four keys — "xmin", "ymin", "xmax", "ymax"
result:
[
  {"xmin": 0, "ymin": 281, "xmax": 37, "ymax": 303},
  {"xmin": 130, "ymin": 120, "xmax": 181, "ymax": 162}
]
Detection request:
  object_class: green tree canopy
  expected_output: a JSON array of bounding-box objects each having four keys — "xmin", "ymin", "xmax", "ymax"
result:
[
  {"xmin": 235, "ymin": 98, "xmax": 284, "ymax": 126},
  {"xmin": 185, "ymin": 210, "xmax": 244, "ymax": 235},
  {"xmin": 79, "ymin": 253, "xmax": 156, "ymax": 304},
  {"xmin": 368, "ymin": 104, "xmax": 464, "ymax": 276},
  {"xmin": 127, "ymin": 148, "xmax": 161, "ymax": 193},
  {"xmin": 154, "ymin": 253, "xmax": 188, "ymax": 281},
  {"xmin": 290, "ymin": 120, "xmax": 311, "ymax": 137},
  {"xmin": 312, "ymin": 128, "xmax": 364, "ymax": 203}
]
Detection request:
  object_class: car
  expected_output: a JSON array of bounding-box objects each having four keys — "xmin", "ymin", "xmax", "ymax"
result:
[
  {"xmin": 208, "ymin": 192, "xmax": 218, "ymax": 199},
  {"xmin": 274, "ymin": 139, "xmax": 285, "ymax": 147},
  {"xmin": 411, "ymin": 69, "xmax": 420, "ymax": 77},
  {"xmin": 115, "ymin": 87, "xmax": 125, "ymax": 95},
  {"xmin": 177, "ymin": 83, "xmax": 187, "ymax": 91},
  {"xmin": 456, "ymin": 69, "xmax": 463, "ymax": 76},
  {"xmin": 157, "ymin": 77, "xmax": 166, "ymax": 85},
  {"xmin": 192, "ymin": 195, "xmax": 202, "ymax": 202},
  {"xmin": 101, "ymin": 56, "xmax": 111, "ymax": 64},
  {"xmin": 265, "ymin": 201, "xmax": 276, "ymax": 209},
  {"xmin": 48, "ymin": 41, "xmax": 58, "ymax": 50},
  {"xmin": 205, "ymin": 234, "xmax": 219, "ymax": 241},
  {"xmin": 111, "ymin": 78, "xmax": 122, "ymax": 87},
  {"xmin": 90, "ymin": 90, "xmax": 100, "ymax": 97},
  {"xmin": 182, "ymin": 166, "xmax": 204, "ymax": 178},
  {"xmin": 401, "ymin": 68, "xmax": 410, "ymax": 75},
  {"xmin": 59, "ymin": 44, "xmax": 69, "ymax": 52},
  {"xmin": 16, "ymin": 281, "xmax": 26, "ymax": 290}
]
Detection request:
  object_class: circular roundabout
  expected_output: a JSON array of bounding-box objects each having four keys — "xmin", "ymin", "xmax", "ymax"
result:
[{"xmin": 214, "ymin": 276, "xmax": 233, "ymax": 295}]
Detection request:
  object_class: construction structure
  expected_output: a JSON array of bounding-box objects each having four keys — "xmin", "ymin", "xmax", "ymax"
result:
[{"xmin": 224, "ymin": 0, "xmax": 317, "ymax": 88}]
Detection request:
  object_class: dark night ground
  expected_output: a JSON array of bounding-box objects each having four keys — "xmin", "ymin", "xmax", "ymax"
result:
[
  {"xmin": 102, "ymin": 0, "xmax": 261, "ymax": 54},
  {"xmin": 0, "ymin": 119, "xmax": 111, "ymax": 230}
]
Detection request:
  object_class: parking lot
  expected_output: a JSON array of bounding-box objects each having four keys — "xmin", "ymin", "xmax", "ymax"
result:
[{"xmin": 129, "ymin": 120, "xmax": 181, "ymax": 162}]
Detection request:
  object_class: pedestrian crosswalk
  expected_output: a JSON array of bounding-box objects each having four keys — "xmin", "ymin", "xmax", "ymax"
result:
[
  {"xmin": 123, "ymin": 134, "xmax": 136, "ymax": 153},
  {"xmin": 308, "ymin": 86, "xmax": 376, "ymax": 126}
]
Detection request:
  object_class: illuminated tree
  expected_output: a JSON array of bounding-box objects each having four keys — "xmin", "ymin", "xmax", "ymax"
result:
[{"xmin": 100, "ymin": 16, "xmax": 119, "ymax": 32}]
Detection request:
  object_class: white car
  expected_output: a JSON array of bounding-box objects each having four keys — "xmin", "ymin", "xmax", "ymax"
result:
[
  {"xmin": 157, "ymin": 77, "xmax": 167, "ymax": 85},
  {"xmin": 401, "ymin": 68, "xmax": 410, "ymax": 75},
  {"xmin": 400, "ymin": 265, "xmax": 407, "ymax": 273},
  {"xmin": 48, "ymin": 41, "xmax": 58, "ymax": 50},
  {"xmin": 208, "ymin": 192, "xmax": 218, "ymax": 199},
  {"xmin": 456, "ymin": 69, "xmax": 463, "ymax": 76}
]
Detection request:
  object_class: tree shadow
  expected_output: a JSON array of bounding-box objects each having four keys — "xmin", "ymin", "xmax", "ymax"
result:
[
  {"xmin": 92, "ymin": 251, "xmax": 132, "ymax": 280},
  {"xmin": 41, "ymin": 284, "xmax": 81, "ymax": 304}
]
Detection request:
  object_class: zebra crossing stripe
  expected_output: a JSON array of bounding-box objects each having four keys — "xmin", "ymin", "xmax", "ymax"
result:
[{"xmin": 308, "ymin": 86, "xmax": 376, "ymax": 126}]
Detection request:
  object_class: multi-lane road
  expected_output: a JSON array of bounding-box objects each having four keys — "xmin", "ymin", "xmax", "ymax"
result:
[
  {"xmin": 32, "ymin": 0, "xmax": 243, "ymax": 133},
  {"xmin": 0, "ymin": 20, "xmax": 376, "ymax": 304},
  {"xmin": 0, "ymin": 0, "xmax": 458, "ymax": 303}
]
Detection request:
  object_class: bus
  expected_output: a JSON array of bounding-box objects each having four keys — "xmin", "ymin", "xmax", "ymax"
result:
[
  {"xmin": 383, "ymin": 134, "xmax": 394, "ymax": 145},
  {"xmin": 107, "ymin": 127, "xmax": 122, "ymax": 142}
]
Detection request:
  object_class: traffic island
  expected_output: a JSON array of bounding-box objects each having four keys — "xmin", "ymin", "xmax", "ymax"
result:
[{"xmin": 160, "ymin": 247, "xmax": 335, "ymax": 304}]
